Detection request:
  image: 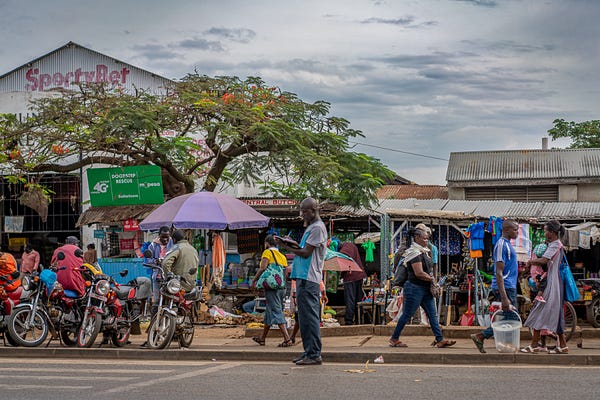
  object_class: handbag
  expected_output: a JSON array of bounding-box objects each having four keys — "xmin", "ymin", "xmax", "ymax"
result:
[
  {"xmin": 256, "ymin": 250, "xmax": 286, "ymax": 290},
  {"xmin": 560, "ymin": 255, "xmax": 580, "ymax": 302}
]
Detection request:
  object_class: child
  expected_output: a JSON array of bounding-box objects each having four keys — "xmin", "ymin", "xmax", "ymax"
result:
[{"xmin": 530, "ymin": 243, "xmax": 548, "ymax": 303}]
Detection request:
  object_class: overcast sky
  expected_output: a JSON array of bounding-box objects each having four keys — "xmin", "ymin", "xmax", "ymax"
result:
[{"xmin": 1, "ymin": 0, "xmax": 597, "ymax": 185}]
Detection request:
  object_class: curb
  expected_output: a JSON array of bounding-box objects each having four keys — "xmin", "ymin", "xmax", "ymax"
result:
[{"xmin": 1, "ymin": 347, "xmax": 598, "ymax": 366}]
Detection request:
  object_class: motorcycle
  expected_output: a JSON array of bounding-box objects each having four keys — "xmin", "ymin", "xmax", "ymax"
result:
[
  {"xmin": 0, "ymin": 283, "xmax": 28, "ymax": 346},
  {"xmin": 578, "ymin": 278, "xmax": 600, "ymax": 328},
  {"xmin": 77, "ymin": 269, "xmax": 140, "ymax": 348},
  {"xmin": 7, "ymin": 264, "xmax": 85, "ymax": 347},
  {"xmin": 143, "ymin": 254, "xmax": 202, "ymax": 349}
]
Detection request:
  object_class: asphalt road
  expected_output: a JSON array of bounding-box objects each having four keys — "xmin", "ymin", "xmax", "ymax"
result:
[{"xmin": 0, "ymin": 357, "xmax": 597, "ymax": 400}]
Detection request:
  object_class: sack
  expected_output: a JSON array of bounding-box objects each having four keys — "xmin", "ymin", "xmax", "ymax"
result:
[
  {"xmin": 560, "ymin": 255, "xmax": 580, "ymax": 302},
  {"xmin": 392, "ymin": 257, "xmax": 408, "ymax": 287},
  {"xmin": 256, "ymin": 250, "xmax": 286, "ymax": 290}
]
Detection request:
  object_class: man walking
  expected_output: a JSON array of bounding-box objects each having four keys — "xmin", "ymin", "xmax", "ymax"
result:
[
  {"xmin": 471, "ymin": 219, "xmax": 520, "ymax": 353},
  {"xmin": 276, "ymin": 197, "xmax": 327, "ymax": 366}
]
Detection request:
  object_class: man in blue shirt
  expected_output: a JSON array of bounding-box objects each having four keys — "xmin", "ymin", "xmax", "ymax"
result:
[
  {"xmin": 471, "ymin": 219, "xmax": 519, "ymax": 353},
  {"xmin": 276, "ymin": 197, "xmax": 327, "ymax": 365}
]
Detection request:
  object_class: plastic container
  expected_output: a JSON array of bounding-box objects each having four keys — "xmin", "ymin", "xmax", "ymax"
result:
[{"xmin": 491, "ymin": 310, "xmax": 522, "ymax": 353}]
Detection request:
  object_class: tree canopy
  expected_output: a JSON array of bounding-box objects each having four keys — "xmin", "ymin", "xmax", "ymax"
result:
[
  {"xmin": 0, "ymin": 74, "xmax": 394, "ymax": 208},
  {"xmin": 548, "ymin": 118, "xmax": 600, "ymax": 148}
]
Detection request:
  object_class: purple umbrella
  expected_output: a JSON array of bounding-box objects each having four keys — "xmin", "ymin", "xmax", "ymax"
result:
[{"xmin": 138, "ymin": 191, "xmax": 270, "ymax": 231}]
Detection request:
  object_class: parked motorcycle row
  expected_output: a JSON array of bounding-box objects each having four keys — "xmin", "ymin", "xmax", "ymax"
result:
[{"xmin": 0, "ymin": 252, "xmax": 203, "ymax": 350}]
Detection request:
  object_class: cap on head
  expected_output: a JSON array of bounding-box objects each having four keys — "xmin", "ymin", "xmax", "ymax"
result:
[{"xmin": 65, "ymin": 236, "xmax": 79, "ymax": 245}]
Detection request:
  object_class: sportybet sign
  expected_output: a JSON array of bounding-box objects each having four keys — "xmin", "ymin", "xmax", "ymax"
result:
[{"xmin": 87, "ymin": 165, "xmax": 164, "ymax": 207}]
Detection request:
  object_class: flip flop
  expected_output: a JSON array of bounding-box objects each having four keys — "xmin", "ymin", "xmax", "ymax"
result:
[
  {"xmin": 389, "ymin": 339, "xmax": 408, "ymax": 347},
  {"xmin": 252, "ymin": 336, "xmax": 265, "ymax": 346}
]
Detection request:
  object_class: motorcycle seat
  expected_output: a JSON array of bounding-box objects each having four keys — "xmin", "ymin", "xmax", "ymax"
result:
[
  {"xmin": 184, "ymin": 287, "xmax": 201, "ymax": 301},
  {"xmin": 63, "ymin": 289, "xmax": 80, "ymax": 298},
  {"xmin": 114, "ymin": 287, "xmax": 131, "ymax": 300}
]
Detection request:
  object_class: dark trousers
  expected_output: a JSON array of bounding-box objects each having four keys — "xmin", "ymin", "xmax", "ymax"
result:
[
  {"xmin": 343, "ymin": 280, "xmax": 363, "ymax": 325},
  {"xmin": 296, "ymin": 279, "xmax": 322, "ymax": 359}
]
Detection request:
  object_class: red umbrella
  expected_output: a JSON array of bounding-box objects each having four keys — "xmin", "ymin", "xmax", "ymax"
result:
[{"xmin": 323, "ymin": 254, "xmax": 363, "ymax": 273}]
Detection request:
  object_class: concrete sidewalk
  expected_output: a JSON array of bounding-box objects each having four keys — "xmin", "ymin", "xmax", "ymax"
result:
[{"xmin": 2, "ymin": 325, "xmax": 600, "ymax": 365}]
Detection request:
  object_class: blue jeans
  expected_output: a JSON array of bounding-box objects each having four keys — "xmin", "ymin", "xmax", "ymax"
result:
[
  {"xmin": 391, "ymin": 281, "xmax": 444, "ymax": 343},
  {"xmin": 482, "ymin": 288, "xmax": 518, "ymax": 339},
  {"xmin": 296, "ymin": 279, "xmax": 322, "ymax": 359}
]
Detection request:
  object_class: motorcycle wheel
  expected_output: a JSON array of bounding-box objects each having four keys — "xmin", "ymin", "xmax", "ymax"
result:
[
  {"xmin": 111, "ymin": 322, "xmax": 131, "ymax": 347},
  {"xmin": 77, "ymin": 312, "xmax": 102, "ymax": 348},
  {"xmin": 4, "ymin": 328, "xmax": 20, "ymax": 347},
  {"xmin": 586, "ymin": 297, "xmax": 600, "ymax": 328},
  {"xmin": 178, "ymin": 315, "xmax": 195, "ymax": 348},
  {"xmin": 60, "ymin": 327, "xmax": 79, "ymax": 347},
  {"xmin": 7, "ymin": 308, "xmax": 49, "ymax": 347},
  {"xmin": 147, "ymin": 312, "xmax": 175, "ymax": 349}
]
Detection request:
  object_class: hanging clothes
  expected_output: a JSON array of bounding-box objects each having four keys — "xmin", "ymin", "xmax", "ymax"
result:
[
  {"xmin": 486, "ymin": 216, "xmax": 503, "ymax": 245},
  {"xmin": 467, "ymin": 222, "xmax": 485, "ymax": 258},
  {"xmin": 361, "ymin": 239, "xmax": 376, "ymax": 263},
  {"xmin": 211, "ymin": 232, "xmax": 226, "ymax": 289},
  {"xmin": 435, "ymin": 226, "xmax": 462, "ymax": 256},
  {"xmin": 512, "ymin": 223, "xmax": 532, "ymax": 263}
]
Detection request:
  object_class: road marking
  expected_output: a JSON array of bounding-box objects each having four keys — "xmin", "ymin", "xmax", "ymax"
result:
[
  {"xmin": 1, "ymin": 375, "xmax": 134, "ymax": 381},
  {"xmin": 105, "ymin": 362, "xmax": 242, "ymax": 393},
  {"xmin": 0, "ymin": 367, "xmax": 173, "ymax": 374},
  {"xmin": 0, "ymin": 384, "xmax": 92, "ymax": 390}
]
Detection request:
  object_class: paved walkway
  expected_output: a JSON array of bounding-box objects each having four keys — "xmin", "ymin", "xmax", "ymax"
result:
[{"xmin": 3, "ymin": 324, "xmax": 600, "ymax": 365}]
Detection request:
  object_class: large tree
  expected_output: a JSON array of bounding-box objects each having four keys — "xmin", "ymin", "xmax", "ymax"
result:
[
  {"xmin": 0, "ymin": 75, "xmax": 394, "ymax": 208},
  {"xmin": 548, "ymin": 118, "xmax": 600, "ymax": 148}
]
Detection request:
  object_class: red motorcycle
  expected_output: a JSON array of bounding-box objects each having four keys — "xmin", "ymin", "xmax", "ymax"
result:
[{"xmin": 0, "ymin": 284, "xmax": 26, "ymax": 346}]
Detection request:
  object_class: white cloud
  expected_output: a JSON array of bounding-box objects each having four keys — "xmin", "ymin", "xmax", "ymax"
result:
[{"xmin": 0, "ymin": 0, "xmax": 598, "ymax": 185}]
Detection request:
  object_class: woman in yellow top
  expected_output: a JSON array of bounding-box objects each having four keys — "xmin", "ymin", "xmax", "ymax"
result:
[{"xmin": 251, "ymin": 235, "xmax": 293, "ymax": 347}]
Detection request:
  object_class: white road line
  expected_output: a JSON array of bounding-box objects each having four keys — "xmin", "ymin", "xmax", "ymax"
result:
[
  {"xmin": 0, "ymin": 384, "xmax": 92, "ymax": 390},
  {"xmin": 0, "ymin": 367, "xmax": 173, "ymax": 374},
  {"xmin": 105, "ymin": 363, "xmax": 242, "ymax": 394},
  {"xmin": 1, "ymin": 375, "xmax": 134, "ymax": 381}
]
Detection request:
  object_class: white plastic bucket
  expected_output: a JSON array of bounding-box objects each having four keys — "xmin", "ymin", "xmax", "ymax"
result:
[{"xmin": 491, "ymin": 310, "xmax": 522, "ymax": 353}]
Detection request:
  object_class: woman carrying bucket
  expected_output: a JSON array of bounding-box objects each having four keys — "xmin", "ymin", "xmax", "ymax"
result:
[{"xmin": 520, "ymin": 220, "xmax": 568, "ymax": 354}]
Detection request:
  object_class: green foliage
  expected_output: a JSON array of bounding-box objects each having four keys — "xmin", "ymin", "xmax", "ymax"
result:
[
  {"xmin": 0, "ymin": 75, "xmax": 394, "ymax": 207},
  {"xmin": 548, "ymin": 119, "xmax": 600, "ymax": 148}
]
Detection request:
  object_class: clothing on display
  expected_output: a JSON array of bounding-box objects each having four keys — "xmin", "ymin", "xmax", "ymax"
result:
[
  {"xmin": 466, "ymin": 222, "xmax": 485, "ymax": 258},
  {"xmin": 512, "ymin": 223, "xmax": 532, "ymax": 263},
  {"xmin": 434, "ymin": 226, "xmax": 462, "ymax": 256},
  {"xmin": 486, "ymin": 216, "xmax": 503, "ymax": 245},
  {"xmin": 362, "ymin": 240, "xmax": 376, "ymax": 263}
]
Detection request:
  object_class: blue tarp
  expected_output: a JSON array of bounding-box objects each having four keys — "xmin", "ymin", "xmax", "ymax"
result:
[{"xmin": 97, "ymin": 258, "xmax": 152, "ymax": 284}]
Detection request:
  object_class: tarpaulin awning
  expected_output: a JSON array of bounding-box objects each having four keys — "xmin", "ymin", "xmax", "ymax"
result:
[{"xmin": 76, "ymin": 204, "xmax": 160, "ymax": 227}]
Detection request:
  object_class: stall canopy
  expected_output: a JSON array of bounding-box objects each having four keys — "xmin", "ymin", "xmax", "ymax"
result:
[{"xmin": 76, "ymin": 204, "xmax": 159, "ymax": 227}]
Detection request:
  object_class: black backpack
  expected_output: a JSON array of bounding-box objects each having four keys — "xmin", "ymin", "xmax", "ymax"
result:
[{"xmin": 392, "ymin": 256, "xmax": 408, "ymax": 287}]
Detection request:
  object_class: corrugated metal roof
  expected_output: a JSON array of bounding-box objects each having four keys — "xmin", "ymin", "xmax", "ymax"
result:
[
  {"xmin": 446, "ymin": 149, "xmax": 600, "ymax": 182},
  {"xmin": 376, "ymin": 198, "xmax": 600, "ymax": 221},
  {"xmin": 0, "ymin": 41, "xmax": 173, "ymax": 94},
  {"xmin": 376, "ymin": 185, "xmax": 448, "ymax": 200}
]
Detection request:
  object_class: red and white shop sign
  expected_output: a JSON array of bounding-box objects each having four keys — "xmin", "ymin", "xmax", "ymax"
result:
[{"xmin": 123, "ymin": 218, "xmax": 139, "ymax": 231}]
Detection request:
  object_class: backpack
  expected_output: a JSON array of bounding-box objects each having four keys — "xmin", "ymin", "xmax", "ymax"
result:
[{"xmin": 392, "ymin": 256, "xmax": 408, "ymax": 288}]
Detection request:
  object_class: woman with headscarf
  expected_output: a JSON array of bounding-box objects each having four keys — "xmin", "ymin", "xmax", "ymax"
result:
[{"xmin": 521, "ymin": 220, "xmax": 569, "ymax": 354}]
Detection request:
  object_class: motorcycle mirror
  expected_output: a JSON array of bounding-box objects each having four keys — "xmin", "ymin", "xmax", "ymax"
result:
[
  {"xmin": 143, "ymin": 249, "xmax": 153, "ymax": 258},
  {"xmin": 119, "ymin": 269, "xmax": 129, "ymax": 277},
  {"xmin": 57, "ymin": 251, "xmax": 66, "ymax": 261}
]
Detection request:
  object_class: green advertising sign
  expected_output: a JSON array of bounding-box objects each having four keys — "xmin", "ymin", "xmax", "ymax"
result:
[{"xmin": 87, "ymin": 165, "xmax": 164, "ymax": 207}]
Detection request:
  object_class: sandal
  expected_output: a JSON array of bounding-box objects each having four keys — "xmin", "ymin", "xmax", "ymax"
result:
[
  {"xmin": 433, "ymin": 339, "xmax": 456, "ymax": 348},
  {"xmin": 548, "ymin": 346, "xmax": 569, "ymax": 354},
  {"xmin": 252, "ymin": 336, "xmax": 265, "ymax": 346},
  {"xmin": 278, "ymin": 339, "xmax": 294, "ymax": 347},
  {"xmin": 389, "ymin": 338, "xmax": 408, "ymax": 347},
  {"xmin": 520, "ymin": 345, "xmax": 536, "ymax": 353},
  {"xmin": 533, "ymin": 346, "xmax": 547, "ymax": 353}
]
